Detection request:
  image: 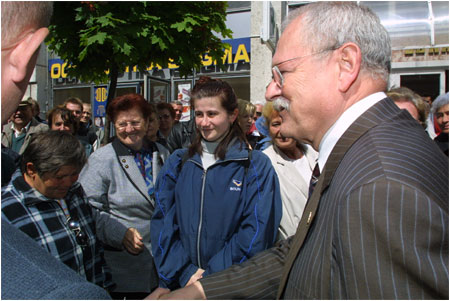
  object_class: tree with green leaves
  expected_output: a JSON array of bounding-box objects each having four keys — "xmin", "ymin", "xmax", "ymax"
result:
[{"xmin": 47, "ymin": 1, "xmax": 232, "ymax": 141}]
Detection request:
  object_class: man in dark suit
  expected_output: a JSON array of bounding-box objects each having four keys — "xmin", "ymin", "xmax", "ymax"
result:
[{"xmin": 147, "ymin": 2, "xmax": 448, "ymax": 300}]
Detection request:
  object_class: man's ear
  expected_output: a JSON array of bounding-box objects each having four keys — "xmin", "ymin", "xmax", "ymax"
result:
[
  {"xmin": 336, "ymin": 42, "xmax": 361, "ymax": 93},
  {"xmin": 25, "ymin": 162, "xmax": 37, "ymax": 178},
  {"xmin": 8, "ymin": 28, "xmax": 49, "ymax": 84}
]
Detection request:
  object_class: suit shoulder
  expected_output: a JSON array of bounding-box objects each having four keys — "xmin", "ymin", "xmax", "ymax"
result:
[{"xmin": 337, "ymin": 122, "xmax": 448, "ymax": 203}]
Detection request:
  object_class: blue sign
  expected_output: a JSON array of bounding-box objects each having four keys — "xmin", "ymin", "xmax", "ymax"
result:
[{"xmin": 93, "ymin": 86, "xmax": 108, "ymax": 118}]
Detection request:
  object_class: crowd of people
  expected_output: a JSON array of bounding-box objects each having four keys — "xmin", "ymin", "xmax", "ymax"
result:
[{"xmin": 1, "ymin": 1, "xmax": 448, "ymax": 300}]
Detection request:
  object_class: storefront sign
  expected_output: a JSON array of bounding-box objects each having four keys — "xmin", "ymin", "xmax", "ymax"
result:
[
  {"xmin": 403, "ymin": 47, "xmax": 449, "ymax": 57},
  {"xmin": 93, "ymin": 86, "xmax": 108, "ymax": 119},
  {"xmin": 48, "ymin": 38, "xmax": 251, "ymax": 80}
]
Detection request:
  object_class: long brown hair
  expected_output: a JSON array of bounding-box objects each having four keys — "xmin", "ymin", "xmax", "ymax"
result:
[{"xmin": 188, "ymin": 76, "xmax": 247, "ymax": 160}]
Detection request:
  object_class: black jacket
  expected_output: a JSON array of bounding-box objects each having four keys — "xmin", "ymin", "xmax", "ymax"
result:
[{"xmin": 166, "ymin": 119, "xmax": 196, "ymax": 153}]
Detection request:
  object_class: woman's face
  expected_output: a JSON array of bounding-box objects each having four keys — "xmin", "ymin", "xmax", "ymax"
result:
[
  {"xmin": 238, "ymin": 110, "xmax": 254, "ymax": 134},
  {"xmin": 269, "ymin": 111, "xmax": 297, "ymax": 151},
  {"xmin": 146, "ymin": 112, "xmax": 159, "ymax": 141},
  {"xmin": 51, "ymin": 113, "xmax": 74, "ymax": 134},
  {"xmin": 158, "ymin": 109, "xmax": 174, "ymax": 131},
  {"xmin": 114, "ymin": 107, "xmax": 148, "ymax": 150},
  {"xmin": 194, "ymin": 96, "xmax": 237, "ymax": 142},
  {"xmin": 26, "ymin": 164, "xmax": 80, "ymax": 199},
  {"xmin": 436, "ymin": 103, "xmax": 449, "ymax": 134}
]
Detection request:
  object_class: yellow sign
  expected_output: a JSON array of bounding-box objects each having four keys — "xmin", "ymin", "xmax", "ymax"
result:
[
  {"xmin": 50, "ymin": 40, "xmax": 251, "ymax": 79},
  {"xmin": 95, "ymin": 87, "xmax": 107, "ymax": 102}
]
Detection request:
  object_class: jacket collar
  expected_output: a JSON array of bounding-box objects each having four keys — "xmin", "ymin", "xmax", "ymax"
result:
[
  {"xmin": 111, "ymin": 137, "xmax": 156, "ymax": 156},
  {"xmin": 320, "ymin": 97, "xmax": 399, "ymax": 193},
  {"xmin": 190, "ymin": 138, "xmax": 249, "ymax": 165}
]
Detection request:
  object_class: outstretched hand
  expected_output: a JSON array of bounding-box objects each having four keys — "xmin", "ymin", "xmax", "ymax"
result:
[
  {"xmin": 145, "ymin": 282, "xmax": 207, "ymax": 300},
  {"xmin": 145, "ymin": 287, "xmax": 171, "ymax": 300},
  {"xmin": 186, "ymin": 268, "xmax": 205, "ymax": 287}
]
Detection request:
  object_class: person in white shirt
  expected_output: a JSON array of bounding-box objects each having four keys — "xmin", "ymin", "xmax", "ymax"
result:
[{"xmin": 262, "ymin": 101, "xmax": 317, "ymax": 240}]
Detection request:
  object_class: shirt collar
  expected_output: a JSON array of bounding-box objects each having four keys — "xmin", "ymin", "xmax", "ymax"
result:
[
  {"xmin": 12, "ymin": 120, "xmax": 31, "ymax": 135},
  {"xmin": 317, "ymin": 92, "xmax": 387, "ymax": 172}
]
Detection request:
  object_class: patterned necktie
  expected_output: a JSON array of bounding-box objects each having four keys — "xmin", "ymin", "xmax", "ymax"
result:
[
  {"xmin": 135, "ymin": 152, "xmax": 146, "ymax": 177},
  {"xmin": 134, "ymin": 151, "xmax": 154, "ymax": 196},
  {"xmin": 308, "ymin": 163, "xmax": 320, "ymax": 199}
]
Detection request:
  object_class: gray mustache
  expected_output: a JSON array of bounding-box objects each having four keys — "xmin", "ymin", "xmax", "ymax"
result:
[{"xmin": 273, "ymin": 97, "xmax": 290, "ymax": 112}]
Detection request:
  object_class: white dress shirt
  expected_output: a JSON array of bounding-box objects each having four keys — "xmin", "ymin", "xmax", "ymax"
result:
[{"xmin": 317, "ymin": 92, "xmax": 387, "ymax": 172}]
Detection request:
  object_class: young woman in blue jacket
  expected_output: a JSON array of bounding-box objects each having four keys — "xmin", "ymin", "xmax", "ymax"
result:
[{"xmin": 151, "ymin": 77, "xmax": 282, "ymax": 290}]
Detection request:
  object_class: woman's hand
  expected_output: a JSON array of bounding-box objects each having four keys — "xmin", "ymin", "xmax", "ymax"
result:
[
  {"xmin": 122, "ymin": 227, "xmax": 144, "ymax": 255},
  {"xmin": 185, "ymin": 268, "xmax": 205, "ymax": 287}
]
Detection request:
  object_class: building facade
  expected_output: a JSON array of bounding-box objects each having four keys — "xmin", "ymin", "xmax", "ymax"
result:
[{"xmin": 24, "ymin": 1, "xmax": 448, "ymax": 122}]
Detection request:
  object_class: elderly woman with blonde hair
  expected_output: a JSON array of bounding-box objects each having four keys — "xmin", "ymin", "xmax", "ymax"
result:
[{"xmin": 262, "ymin": 102, "xmax": 318, "ymax": 240}]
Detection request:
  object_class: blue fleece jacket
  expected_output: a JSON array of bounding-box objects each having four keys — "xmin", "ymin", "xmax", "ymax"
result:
[{"xmin": 151, "ymin": 141, "xmax": 282, "ymax": 289}]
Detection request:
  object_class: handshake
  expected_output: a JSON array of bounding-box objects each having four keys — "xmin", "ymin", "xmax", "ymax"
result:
[
  {"xmin": 145, "ymin": 268, "xmax": 206, "ymax": 300},
  {"xmin": 145, "ymin": 281, "xmax": 206, "ymax": 300}
]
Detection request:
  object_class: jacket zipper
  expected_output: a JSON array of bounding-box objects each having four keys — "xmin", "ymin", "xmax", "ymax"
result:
[
  {"xmin": 196, "ymin": 168, "xmax": 207, "ymax": 268},
  {"xmin": 192, "ymin": 157, "xmax": 248, "ymax": 269}
]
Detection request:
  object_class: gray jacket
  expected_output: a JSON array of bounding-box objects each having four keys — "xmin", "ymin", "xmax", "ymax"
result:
[
  {"xmin": 79, "ymin": 138, "xmax": 169, "ymax": 293},
  {"xmin": 1, "ymin": 118, "xmax": 48, "ymax": 154}
]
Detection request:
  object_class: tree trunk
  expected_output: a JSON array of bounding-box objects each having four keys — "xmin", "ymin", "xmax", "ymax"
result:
[{"xmin": 102, "ymin": 64, "xmax": 119, "ymax": 145}]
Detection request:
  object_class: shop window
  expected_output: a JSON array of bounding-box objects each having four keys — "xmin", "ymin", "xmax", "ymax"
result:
[{"xmin": 400, "ymin": 74, "xmax": 440, "ymax": 99}]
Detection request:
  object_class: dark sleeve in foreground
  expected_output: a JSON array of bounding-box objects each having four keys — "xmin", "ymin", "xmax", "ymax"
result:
[
  {"xmin": 1, "ymin": 219, "xmax": 111, "ymax": 300},
  {"xmin": 200, "ymin": 237, "xmax": 291, "ymax": 300}
]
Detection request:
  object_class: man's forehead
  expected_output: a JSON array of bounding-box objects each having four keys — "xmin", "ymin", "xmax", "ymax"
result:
[
  {"xmin": 66, "ymin": 103, "xmax": 81, "ymax": 109},
  {"xmin": 272, "ymin": 17, "xmax": 304, "ymax": 66}
]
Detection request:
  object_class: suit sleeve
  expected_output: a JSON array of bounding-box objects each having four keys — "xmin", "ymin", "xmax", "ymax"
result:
[
  {"xmin": 336, "ymin": 180, "xmax": 448, "ymax": 299},
  {"xmin": 200, "ymin": 237, "xmax": 291, "ymax": 299},
  {"xmin": 150, "ymin": 150, "xmax": 198, "ymax": 289},
  {"xmin": 79, "ymin": 152, "xmax": 128, "ymax": 249},
  {"xmin": 203, "ymin": 152, "xmax": 283, "ymax": 278}
]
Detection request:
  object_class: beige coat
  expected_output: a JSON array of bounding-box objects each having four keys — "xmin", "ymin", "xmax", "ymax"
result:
[
  {"xmin": 1, "ymin": 118, "xmax": 48, "ymax": 154},
  {"xmin": 263, "ymin": 143, "xmax": 317, "ymax": 240}
]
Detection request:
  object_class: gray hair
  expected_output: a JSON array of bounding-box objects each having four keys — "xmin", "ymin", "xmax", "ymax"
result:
[
  {"xmin": 431, "ymin": 93, "xmax": 449, "ymax": 115},
  {"xmin": 283, "ymin": 2, "xmax": 391, "ymax": 83},
  {"xmin": 21, "ymin": 131, "xmax": 87, "ymax": 176},
  {"xmin": 1, "ymin": 1, "xmax": 53, "ymax": 46}
]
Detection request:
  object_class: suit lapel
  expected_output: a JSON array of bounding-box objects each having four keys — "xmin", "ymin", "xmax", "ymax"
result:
[
  {"xmin": 112, "ymin": 139, "xmax": 155, "ymax": 208},
  {"xmin": 117, "ymin": 155, "xmax": 152, "ymax": 199},
  {"xmin": 277, "ymin": 97, "xmax": 395, "ymax": 298}
]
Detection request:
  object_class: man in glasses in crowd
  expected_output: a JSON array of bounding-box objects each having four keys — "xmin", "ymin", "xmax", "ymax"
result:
[{"xmin": 148, "ymin": 2, "xmax": 448, "ymax": 299}]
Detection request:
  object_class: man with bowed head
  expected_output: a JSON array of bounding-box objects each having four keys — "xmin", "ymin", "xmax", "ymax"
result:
[{"xmin": 148, "ymin": 2, "xmax": 448, "ymax": 300}]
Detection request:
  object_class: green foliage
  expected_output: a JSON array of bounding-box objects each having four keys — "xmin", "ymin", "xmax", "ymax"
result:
[{"xmin": 47, "ymin": 1, "xmax": 233, "ymax": 84}]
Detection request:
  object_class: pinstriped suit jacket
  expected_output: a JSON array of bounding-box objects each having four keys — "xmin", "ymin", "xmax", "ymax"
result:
[{"xmin": 199, "ymin": 98, "xmax": 449, "ymax": 299}]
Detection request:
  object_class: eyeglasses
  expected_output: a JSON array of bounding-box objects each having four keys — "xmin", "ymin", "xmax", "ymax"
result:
[
  {"xmin": 271, "ymin": 47, "xmax": 337, "ymax": 88},
  {"xmin": 115, "ymin": 120, "xmax": 143, "ymax": 131},
  {"xmin": 67, "ymin": 217, "xmax": 87, "ymax": 248}
]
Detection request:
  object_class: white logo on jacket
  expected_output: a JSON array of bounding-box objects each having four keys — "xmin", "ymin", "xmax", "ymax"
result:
[{"xmin": 230, "ymin": 179, "xmax": 242, "ymax": 191}]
